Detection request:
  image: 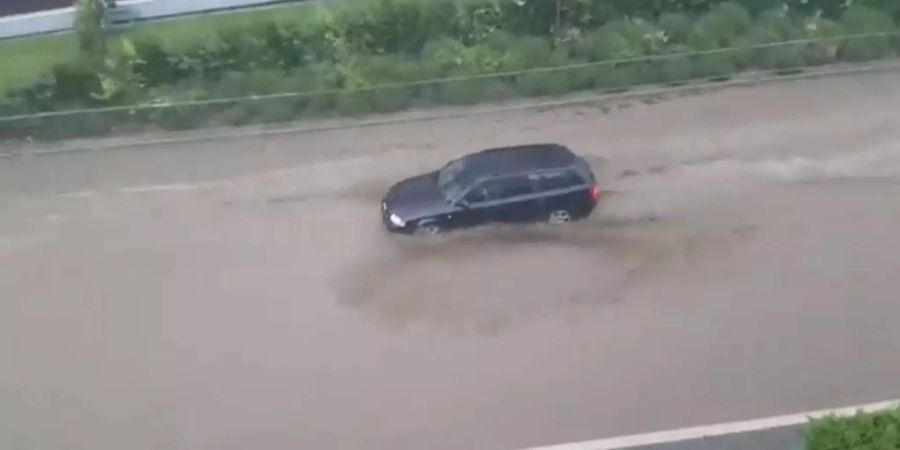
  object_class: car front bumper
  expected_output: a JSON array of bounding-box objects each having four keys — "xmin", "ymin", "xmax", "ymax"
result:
[{"xmin": 381, "ymin": 201, "xmax": 413, "ymax": 234}]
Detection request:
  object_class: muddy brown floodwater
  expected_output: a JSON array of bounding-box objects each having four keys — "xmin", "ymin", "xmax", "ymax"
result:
[{"xmin": 3, "ymin": 72, "xmax": 900, "ymax": 450}]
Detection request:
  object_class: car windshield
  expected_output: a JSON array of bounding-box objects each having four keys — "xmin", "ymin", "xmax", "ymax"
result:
[{"xmin": 437, "ymin": 158, "xmax": 469, "ymax": 202}]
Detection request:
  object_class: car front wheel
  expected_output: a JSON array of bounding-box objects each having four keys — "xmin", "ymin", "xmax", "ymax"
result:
[
  {"xmin": 548, "ymin": 209, "xmax": 573, "ymax": 225},
  {"xmin": 414, "ymin": 222, "xmax": 443, "ymax": 235}
]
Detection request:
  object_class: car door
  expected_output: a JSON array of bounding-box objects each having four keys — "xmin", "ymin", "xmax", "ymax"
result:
[
  {"xmin": 535, "ymin": 170, "xmax": 586, "ymax": 217},
  {"xmin": 482, "ymin": 175, "xmax": 544, "ymax": 224},
  {"xmin": 448, "ymin": 182, "xmax": 492, "ymax": 229}
]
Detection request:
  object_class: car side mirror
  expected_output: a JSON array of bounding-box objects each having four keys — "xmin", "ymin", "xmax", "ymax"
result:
[{"xmin": 456, "ymin": 199, "xmax": 470, "ymax": 209}]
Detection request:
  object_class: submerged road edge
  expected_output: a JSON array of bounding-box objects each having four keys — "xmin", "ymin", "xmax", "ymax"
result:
[{"xmin": 520, "ymin": 399, "xmax": 900, "ymax": 450}]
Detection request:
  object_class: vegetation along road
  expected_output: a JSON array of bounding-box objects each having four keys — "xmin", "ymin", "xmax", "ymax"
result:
[{"xmin": 3, "ymin": 72, "xmax": 900, "ymax": 450}]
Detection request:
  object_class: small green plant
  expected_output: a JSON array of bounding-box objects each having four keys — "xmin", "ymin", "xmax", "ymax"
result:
[{"xmin": 805, "ymin": 407, "xmax": 900, "ymax": 450}]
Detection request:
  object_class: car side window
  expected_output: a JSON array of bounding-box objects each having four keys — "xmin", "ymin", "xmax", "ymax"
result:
[
  {"xmin": 484, "ymin": 176, "xmax": 535, "ymax": 200},
  {"xmin": 536, "ymin": 171, "xmax": 582, "ymax": 191},
  {"xmin": 463, "ymin": 184, "xmax": 489, "ymax": 204}
]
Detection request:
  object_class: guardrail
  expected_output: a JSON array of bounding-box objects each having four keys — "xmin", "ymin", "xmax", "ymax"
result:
[
  {"xmin": 0, "ymin": 0, "xmax": 313, "ymax": 40},
  {"xmin": 0, "ymin": 6, "xmax": 76, "ymax": 38}
]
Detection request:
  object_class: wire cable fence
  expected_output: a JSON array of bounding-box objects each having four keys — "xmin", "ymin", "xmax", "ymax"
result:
[{"xmin": 1, "ymin": 31, "xmax": 898, "ymax": 141}]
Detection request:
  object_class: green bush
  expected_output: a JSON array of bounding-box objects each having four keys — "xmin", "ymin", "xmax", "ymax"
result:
[
  {"xmin": 497, "ymin": 0, "xmax": 557, "ymax": 36},
  {"xmin": 658, "ymin": 13, "xmax": 694, "ymax": 44},
  {"xmin": 692, "ymin": 51, "xmax": 738, "ymax": 79},
  {"xmin": 7, "ymin": 107, "xmax": 119, "ymax": 141},
  {"xmin": 49, "ymin": 63, "xmax": 102, "ymax": 104},
  {"xmin": 338, "ymin": 0, "xmax": 451, "ymax": 55},
  {"xmin": 210, "ymin": 103, "xmax": 254, "ymax": 127},
  {"xmin": 454, "ymin": 0, "xmax": 505, "ymax": 45},
  {"xmin": 805, "ymin": 407, "xmax": 900, "ymax": 450},
  {"xmin": 756, "ymin": 8, "xmax": 803, "ymax": 41},
  {"xmin": 800, "ymin": 16, "xmax": 844, "ymax": 65},
  {"xmin": 839, "ymin": 6, "xmax": 896, "ymax": 61},
  {"xmin": 500, "ymin": 36, "xmax": 554, "ymax": 70},
  {"xmin": 687, "ymin": 3, "xmax": 753, "ymax": 50},
  {"xmin": 333, "ymin": 91, "xmax": 374, "ymax": 116},
  {"xmin": 571, "ymin": 28, "xmax": 622, "ymax": 62},
  {"xmin": 654, "ymin": 46, "xmax": 693, "ymax": 83},
  {"xmin": 607, "ymin": 19, "xmax": 668, "ymax": 56},
  {"xmin": 371, "ymin": 85, "xmax": 418, "ymax": 112},
  {"xmin": 252, "ymin": 98, "xmax": 298, "ymax": 123},
  {"xmin": 743, "ymin": 11, "xmax": 806, "ymax": 69},
  {"xmin": 420, "ymin": 37, "xmax": 505, "ymax": 74},
  {"xmin": 757, "ymin": 44, "xmax": 806, "ymax": 70},
  {"xmin": 435, "ymin": 77, "xmax": 497, "ymax": 105},
  {"xmin": 246, "ymin": 69, "xmax": 288, "ymax": 94},
  {"xmin": 572, "ymin": 19, "xmax": 663, "ymax": 63},
  {"xmin": 212, "ymin": 71, "xmax": 249, "ymax": 98},
  {"xmin": 131, "ymin": 38, "xmax": 185, "ymax": 86},
  {"xmin": 515, "ymin": 69, "xmax": 571, "ymax": 98},
  {"xmin": 5, "ymin": 0, "xmax": 900, "ymax": 141},
  {"xmin": 591, "ymin": 64, "xmax": 634, "ymax": 92}
]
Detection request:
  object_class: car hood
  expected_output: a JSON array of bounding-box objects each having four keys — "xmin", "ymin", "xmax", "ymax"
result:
[{"xmin": 383, "ymin": 172, "xmax": 454, "ymax": 220}]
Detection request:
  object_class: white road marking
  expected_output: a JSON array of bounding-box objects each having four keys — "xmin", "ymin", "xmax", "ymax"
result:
[
  {"xmin": 58, "ymin": 190, "xmax": 96, "ymax": 198},
  {"xmin": 520, "ymin": 399, "xmax": 900, "ymax": 450},
  {"xmin": 119, "ymin": 182, "xmax": 217, "ymax": 194}
]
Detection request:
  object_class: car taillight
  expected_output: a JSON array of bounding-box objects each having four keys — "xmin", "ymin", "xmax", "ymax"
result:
[{"xmin": 590, "ymin": 184, "xmax": 600, "ymax": 202}]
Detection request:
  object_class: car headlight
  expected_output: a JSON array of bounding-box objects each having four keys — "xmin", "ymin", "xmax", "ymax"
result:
[{"xmin": 389, "ymin": 213, "xmax": 406, "ymax": 227}]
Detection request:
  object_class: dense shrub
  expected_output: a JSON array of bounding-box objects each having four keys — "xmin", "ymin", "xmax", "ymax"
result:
[
  {"xmin": 515, "ymin": 70, "xmax": 571, "ymax": 98},
  {"xmin": 737, "ymin": 10, "xmax": 805, "ymax": 69},
  {"xmin": 687, "ymin": 2, "xmax": 753, "ymax": 49},
  {"xmin": 658, "ymin": 13, "xmax": 694, "ymax": 44},
  {"xmin": 691, "ymin": 51, "xmax": 738, "ymax": 79},
  {"xmin": 3, "ymin": 0, "xmax": 900, "ymax": 141},
  {"xmin": 500, "ymin": 36, "xmax": 554, "ymax": 70},
  {"xmin": 805, "ymin": 408, "xmax": 900, "ymax": 450},
  {"xmin": 591, "ymin": 64, "xmax": 634, "ymax": 92},
  {"xmin": 435, "ymin": 77, "xmax": 498, "ymax": 105},
  {"xmin": 253, "ymin": 97, "xmax": 302, "ymax": 123},
  {"xmin": 338, "ymin": 0, "xmax": 453, "ymax": 55},
  {"xmin": 800, "ymin": 16, "xmax": 844, "ymax": 65},
  {"xmin": 655, "ymin": 46, "xmax": 693, "ymax": 83},
  {"xmin": 839, "ymin": 6, "xmax": 896, "ymax": 61}
]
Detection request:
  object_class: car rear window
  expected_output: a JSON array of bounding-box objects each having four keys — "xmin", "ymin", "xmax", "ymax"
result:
[{"xmin": 534, "ymin": 171, "xmax": 583, "ymax": 191}]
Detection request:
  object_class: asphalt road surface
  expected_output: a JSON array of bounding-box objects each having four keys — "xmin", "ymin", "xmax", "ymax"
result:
[{"xmin": 3, "ymin": 72, "xmax": 900, "ymax": 450}]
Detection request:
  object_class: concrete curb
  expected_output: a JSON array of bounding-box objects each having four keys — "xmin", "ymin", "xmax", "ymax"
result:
[{"xmin": 520, "ymin": 399, "xmax": 900, "ymax": 450}]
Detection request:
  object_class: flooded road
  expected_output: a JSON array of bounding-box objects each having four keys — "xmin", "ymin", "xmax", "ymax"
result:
[{"xmin": 3, "ymin": 73, "xmax": 900, "ymax": 450}]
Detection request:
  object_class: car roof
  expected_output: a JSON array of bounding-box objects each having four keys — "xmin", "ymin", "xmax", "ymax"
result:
[{"xmin": 462, "ymin": 143, "xmax": 578, "ymax": 179}]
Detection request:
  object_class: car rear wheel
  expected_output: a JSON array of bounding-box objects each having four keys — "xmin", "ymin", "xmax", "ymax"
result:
[
  {"xmin": 414, "ymin": 222, "xmax": 443, "ymax": 235},
  {"xmin": 548, "ymin": 209, "xmax": 573, "ymax": 225}
]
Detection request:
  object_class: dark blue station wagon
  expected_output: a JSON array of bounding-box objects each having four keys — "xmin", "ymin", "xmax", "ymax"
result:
[{"xmin": 381, "ymin": 143, "xmax": 600, "ymax": 235}]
